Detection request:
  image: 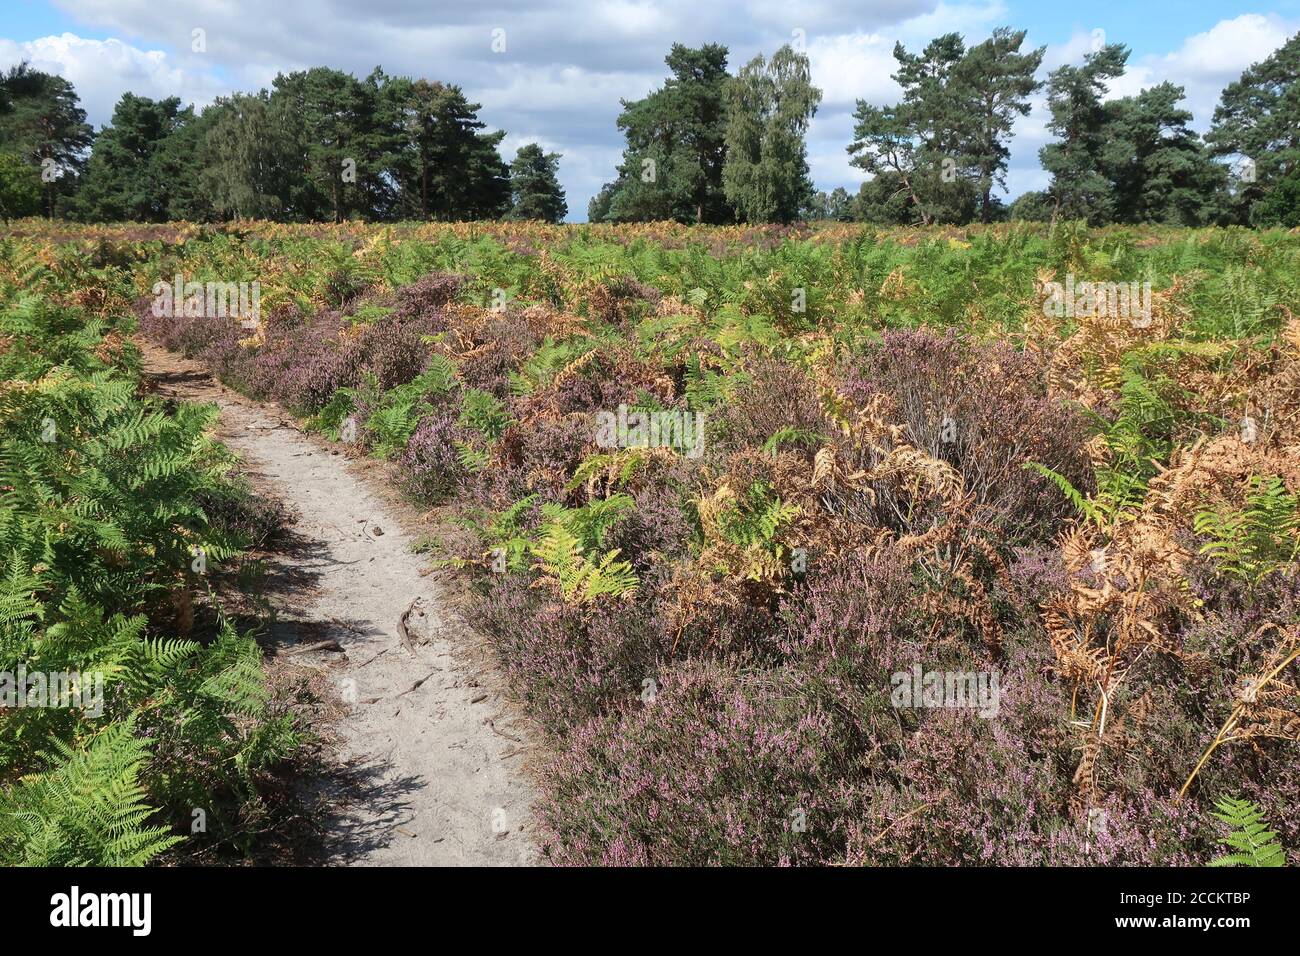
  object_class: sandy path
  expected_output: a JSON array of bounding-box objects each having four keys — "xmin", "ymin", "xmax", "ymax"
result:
[{"xmin": 139, "ymin": 341, "xmax": 535, "ymax": 866}]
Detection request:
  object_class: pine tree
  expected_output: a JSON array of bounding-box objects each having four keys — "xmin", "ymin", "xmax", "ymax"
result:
[
  {"xmin": 953, "ymin": 27, "xmax": 1044, "ymax": 223},
  {"xmin": 0, "ymin": 150, "xmax": 40, "ymax": 222},
  {"xmin": 270, "ymin": 68, "xmax": 377, "ymax": 223},
  {"xmin": 1102, "ymin": 82, "xmax": 1227, "ymax": 225},
  {"xmin": 1040, "ymin": 44, "xmax": 1129, "ymax": 223},
  {"xmin": 66, "ymin": 94, "xmax": 194, "ymax": 222},
  {"xmin": 380, "ymin": 77, "xmax": 509, "ymax": 221},
  {"xmin": 0, "ymin": 63, "xmax": 94, "ymax": 217},
  {"xmin": 508, "ymin": 143, "xmax": 567, "ymax": 222},
  {"xmin": 848, "ymin": 29, "xmax": 1039, "ymax": 225},
  {"xmin": 595, "ymin": 44, "xmax": 732, "ymax": 223},
  {"xmin": 1206, "ymin": 32, "xmax": 1300, "ymax": 224}
]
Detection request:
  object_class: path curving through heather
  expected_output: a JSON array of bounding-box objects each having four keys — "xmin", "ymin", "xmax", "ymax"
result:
[{"xmin": 138, "ymin": 340, "xmax": 535, "ymax": 866}]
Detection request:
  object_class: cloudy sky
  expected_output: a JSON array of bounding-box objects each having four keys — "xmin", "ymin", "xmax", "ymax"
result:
[{"xmin": 3, "ymin": 0, "xmax": 1298, "ymax": 219}]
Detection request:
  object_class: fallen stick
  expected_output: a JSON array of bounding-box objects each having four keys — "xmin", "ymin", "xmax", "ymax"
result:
[
  {"xmin": 484, "ymin": 718, "xmax": 523, "ymax": 743},
  {"xmin": 397, "ymin": 599, "xmax": 419, "ymax": 655},
  {"xmin": 396, "ymin": 668, "xmax": 441, "ymax": 697},
  {"xmin": 356, "ymin": 646, "xmax": 390, "ymax": 669},
  {"xmin": 279, "ymin": 639, "xmax": 344, "ymax": 657}
]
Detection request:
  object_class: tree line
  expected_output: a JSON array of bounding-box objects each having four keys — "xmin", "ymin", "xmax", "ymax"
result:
[
  {"xmin": 0, "ymin": 64, "xmax": 567, "ymax": 224},
  {"xmin": 0, "ymin": 28, "xmax": 1297, "ymax": 227},
  {"xmin": 583, "ymin": 31, "xmax": 1297, "ymax": 227},
  {"xmin": 824, "ymin": 28, "xmax": 1297, "ymax": 228}
]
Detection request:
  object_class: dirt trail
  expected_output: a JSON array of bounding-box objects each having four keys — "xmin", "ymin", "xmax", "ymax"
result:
[{"xmin": 139, "ymin": 341, "xmax": 535, "ymax": 866}]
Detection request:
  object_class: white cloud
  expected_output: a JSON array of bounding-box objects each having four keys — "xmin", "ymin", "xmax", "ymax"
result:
[
  {"xmin": 894, "ymin": 0, "xmax": 1007, "ymax": 46},
  {"xmin": 1117, "ymin": 14, "xmax": 1299, "ymax": 128},
  {"xmin": 808, "ymin": 33, "xmax": 900, "ymax": 108},
  {"xmin": 0, "ymin": 33, "xmax": 228, "ymax": 128}
]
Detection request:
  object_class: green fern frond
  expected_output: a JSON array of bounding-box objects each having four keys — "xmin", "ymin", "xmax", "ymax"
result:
[
  {"xmin": 0, "ymin": 718, "xmax": 182, "ymax": 866},
  {"xmin": 531, "ymin": 522, "xmax": 637, "ymax": 604},
  {"xmin": 1024, "ymin": 461, "xmax": 1106, "ymax": 526},
  {"xmin": 1194, "ymin": 475, "xmax": 1300, "ymax": 582},
  {"xmin": 1207, "ymin": 797, "xmax": 1286, "ymax": 867}
]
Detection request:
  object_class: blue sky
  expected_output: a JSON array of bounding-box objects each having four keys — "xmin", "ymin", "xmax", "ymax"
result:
[{"xmin": 3, "ymin": 0, "xmax": 1298, "ymax": 220}]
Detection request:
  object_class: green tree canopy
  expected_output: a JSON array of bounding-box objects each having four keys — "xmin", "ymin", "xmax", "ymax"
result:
[
  {"xmin": 1252, "ymin": 168, "xmax": 1300, "ymax": 227},
  {"xmin": 197, "ymin": 92, "xmax": 298, "ymax": 220},
  {"xmin": 953, "ymin": 27, "xmax": 1044, "ymax": 222},
  {"xmin": 0, "ymin": 150, "xmax": 41, "ymax": 222},
  {"xmin": 380, "ymin": 77, "xmax": 510, "ymax": 221},
  {"xmin": 1039, "ymin": 47, "xmax": 1228, "ymax": 225},
  {"xmin": 802, "ymin": 185, "xmax": 854, "ymax": 221},
  {"xmin": 1101, "ymin": 82, "xmax": 1227, "ymax": 225},
  {"xmin": 594, "ymin": 43, "xmax": 733, "ymax": 223},
  {"xmin": 852, "ymin": 173, "xmax": 915, "ymax": 224},
  {"xmin": 66, "ymin": 94, "xmax": 193, "ymax": 222},
  {"xmin": 1206, "ymin": 32, "xmax": 1300, "ymax": 224},
  {"xmin": 508, "ymin": 143, "xmax": 567, "ymax": 222},
  {"xmin": 1039, "ymin": 43, "xmax": 1129, "ymax": 223},
  {"xmin": 849, "ymin": 28, "xmax": 1041, "ymax": 225},
  {"xmin": 722, "ymin": 44, "xmax": 821, "ymax": 224},
  {"xmin": 271, "ymin": 67, "xmax": 381, "ymax": 222},
  {"xmin": 0, "ymin": 63, "xmax": 93, "ymax": 216}
]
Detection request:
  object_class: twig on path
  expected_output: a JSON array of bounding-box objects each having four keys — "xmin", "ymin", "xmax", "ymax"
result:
[
  {"xmin": 484, "ymin": 718, "xmax": 523, "ymax": 743},
  {"xmin": 356, "ymin": 646, "xmax": 390, "ymax": 669},
  {"xmin": 279, "ymin": 639, "xmax": 344, "ymax": 657},
  {"xmin": 397, "ymin": 599, "xmax": 419, "ymax": 655},
  {"xmin": 396, "ymin": 669, "xmax": 441, "ymax": 698}
]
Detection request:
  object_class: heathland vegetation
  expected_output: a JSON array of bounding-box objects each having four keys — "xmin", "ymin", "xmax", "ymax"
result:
[
  {"xmin": 0, "ymin": 230, "xmax": 301, "ymax": 863},
  {"xmin": 3, "ymin": 217, "xmax": 1295, "ymax": 864},
  {"xmin": 0, "ymin": 21, "xmax": 1297, "ymax": 868}
]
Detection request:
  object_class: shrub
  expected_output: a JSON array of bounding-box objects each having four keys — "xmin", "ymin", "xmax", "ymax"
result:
[
  {"xmin": 843, "ymin": 329, "xmax": 1093, "ymax": 545},
  {"xmin": 474, "ymin": 574, "xmax": 669, "ymax": 737},
  {"xmin": 401, "ymin": 412, "xmax": 469, "ymax": 503},
  {"xmin": 537, "ymin": 661, "xmax": 876, "ymax": 866}
]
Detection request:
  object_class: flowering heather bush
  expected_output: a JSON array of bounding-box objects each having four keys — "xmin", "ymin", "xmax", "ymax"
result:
[
  {"xmin": 605, "ymin": 473, "xmax": 697, "ymax": 573},
  {"xmin": 537, "ymin": 661, "xmax": 877, "ymax": 865},
  {"xmin": 712, "ymin": 356, "xmax": 826, "ymax": 455},
  {"xmin": 587, "ymin": 276, "xmax": 661, "ymax": 325},
  {"xmin": 268, "ymin": 328, "xmax": 361, "ymax": 413},
  {"xmin": 400, "ymin": 412, "xmax": 469, "ymax": 503},
  {"xmin": 534, "ymin": 549, "xmax": 1220, "ymax": 866},
  {"xmin": 454, "ymin": 313, "xmax": 542, "ymax": 394},
  {"xmin": 474, "ymin": 574, "xmax": 672, "ymax": 737},
  {"xmin": 542, "ymin": 347, "xmax": 675, "ymax": 415},
  {"xmin": 501, "ymin": 413, "xmax": 595, "ymax": 497},
  {"xmin": 1003, "ymin": 541, "xmax": 1076, "ymax": 600},
  {"xmin": 778, "ymin": 552, "xmax": 935, "ymax": 676},
  {"xmin": 1164, "ymin": 567, "xmax": 1300, "ymax": 850},
  {"xmin": 384, "ymin": 272, "xmax": 464, "ymax": 324},
  {"xmin": 358, "ymin": 316, "xmax": 437, "ymax": 391},
  {"xmin": 455, "ymin": 413, "xmax": 590, "ymax": 512}
]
